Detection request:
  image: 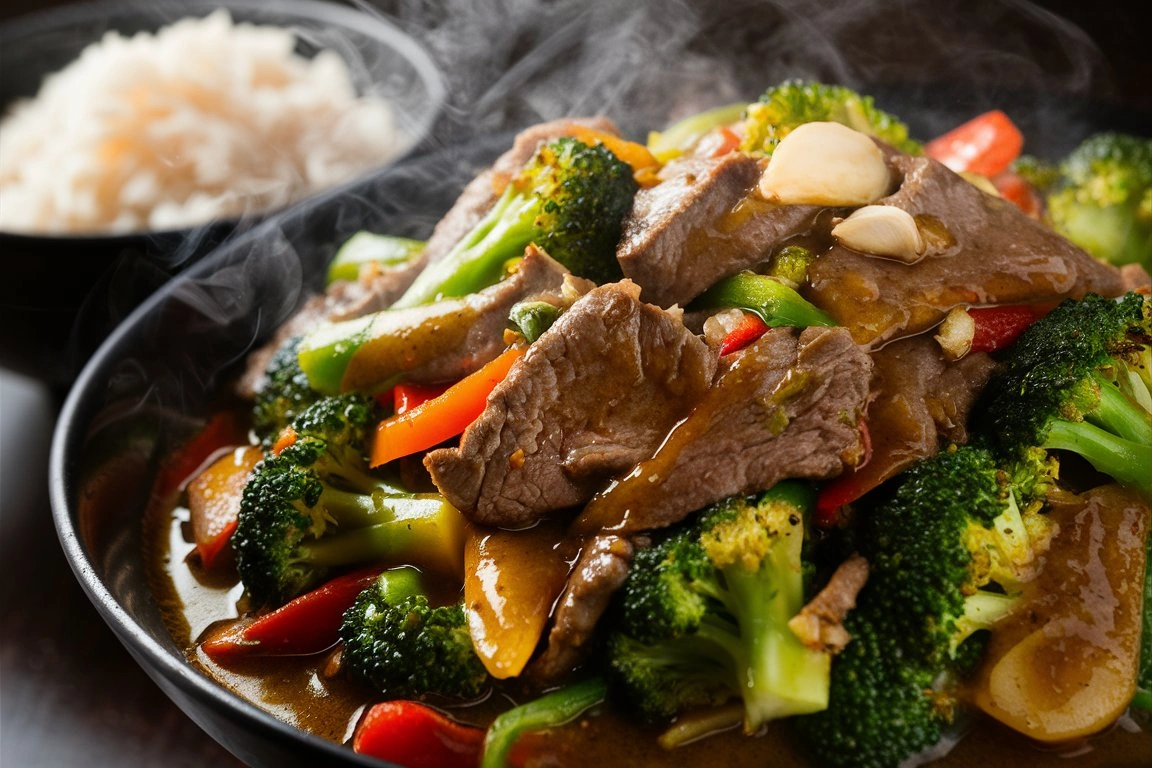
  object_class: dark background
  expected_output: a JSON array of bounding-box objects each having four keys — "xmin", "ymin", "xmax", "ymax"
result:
[{"xmin": 0, "ymin": 1, "xmax": 1148, "ymax": 767}]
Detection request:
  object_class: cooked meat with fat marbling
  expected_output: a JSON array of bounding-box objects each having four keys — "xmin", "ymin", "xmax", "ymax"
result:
[
  {"xmin": 833, "ymin": 335, "xmax": 997, "ymax": 498},
  {"xmin": 425, "ymin": 280, "xmax": 717, "ymax": 527},
  {"xmin": 530, "ymin": 534, "xmax": 635, "ymax": 682},
  {"xmin": 573, "ymin": 325, "xmax": 872, "ymax": 537},
  {"xmin": 806, "ymin": 154, "xmax": 1126, "ymax": 347},
  {"xmin": 617, "ymin": 152, "xmax": 820, "ymax": 308}
]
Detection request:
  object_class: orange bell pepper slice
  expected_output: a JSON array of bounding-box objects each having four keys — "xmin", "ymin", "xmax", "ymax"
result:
[
  {"xmin": 567, "ymin": 126, "xmax": 660, "ymax": 178},
  {"xmin": 370, "ymin": 347, "xmax": 525, "ymax": 468},
  {"xmin": 186, "ymin": 445, "xmax": 263, "ymax": 569}
]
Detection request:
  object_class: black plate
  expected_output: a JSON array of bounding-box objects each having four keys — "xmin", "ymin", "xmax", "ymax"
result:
[{"xmin": 48, "ymin": 134, "xmax": 509, "ymax": 768}]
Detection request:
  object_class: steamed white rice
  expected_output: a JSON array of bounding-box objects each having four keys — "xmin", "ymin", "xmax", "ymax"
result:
[{"xmin": 0, "ymin": 10, "xmax": 403, "ymax": 234}]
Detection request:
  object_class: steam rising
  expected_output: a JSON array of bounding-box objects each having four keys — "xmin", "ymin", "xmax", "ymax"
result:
[
  {"xmin": 360, "ymin": 0, "xmax": 1115, "ymax": 154},
  {"xmin": 75, "ymin": 0, "xmax": 1125, "ymax": 403}
]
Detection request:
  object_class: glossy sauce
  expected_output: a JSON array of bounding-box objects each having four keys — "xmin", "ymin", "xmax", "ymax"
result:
[{"xmin": 147, "ymin": 478, "xmax": 1152, "ymax": 767}]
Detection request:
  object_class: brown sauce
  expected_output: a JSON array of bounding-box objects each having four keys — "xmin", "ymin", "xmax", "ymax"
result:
[{"xmin": 147, "ymin": 485, "xmax": 1152, "ymax": 767}]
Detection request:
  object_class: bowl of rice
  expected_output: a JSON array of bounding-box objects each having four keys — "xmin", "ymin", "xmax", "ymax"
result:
[{"xmin": 0, "ymin": 0, "xmax": 444, "ymax": 388}]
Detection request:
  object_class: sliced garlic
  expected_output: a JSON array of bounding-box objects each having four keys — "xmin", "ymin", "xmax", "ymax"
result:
[
  {"xmin": 831, "ymin": 204, "xmax": 926, "ymax": 262},
  {"xmin": 935, "ymin": 306, "xmax": 975, "ymax": 361},
  {"xmin": 758, "ymin": 122, "xmax": 892, "ymax": 206}
]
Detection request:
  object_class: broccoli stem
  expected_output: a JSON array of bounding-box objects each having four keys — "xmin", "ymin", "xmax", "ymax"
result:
[
  {"xmin": 298, "ymin": 496, "xmax": 465, "ymax": 575},
  {"xmin": 393, "ymin": 186, "xmax": 539, "ymax": 309},
  {"xmin": 1089, "ymin": 371, "xmax": 1152, "ymax": 445},
  {"xmin": 725, "ymin": 533, "xmax": 830, "ymax": 727},
  {"xmin": 1118, "ymin": 358, "xmax": 1152, "ymax": 413},
  {"xmin": 313, "ymin": 487, "xmax": 389, "ymax": 529},
  {"xmin": 1045, "ymin": 419, "xmax": 1152, "ymax": 497},
  {"xmin": 481, "ymin": 678, "xmax": 608, "ymax": 768}
]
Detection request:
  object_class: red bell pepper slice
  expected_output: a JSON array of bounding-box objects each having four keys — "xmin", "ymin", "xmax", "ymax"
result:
[
  {"xmin": 814, "ymin": 419, "xmax": 873, "ymax": 529},
  {"xmin": 394, "ymin": 382, "xmax": 452, "ymax": 415},
  {"xmin": 718, "ymin": 312, "xmax": 769, "ymax": 356},
  {"xmin": 991, "ymin": 170, "xmax": 1042, "ymax": 217},
  {"xmin": 201, "ymin": 567, "xmax": 382, "ymax": 659},
  {"xmin": 154, "ymin": 410, "xmax": 248, "ymax": 500},
  {"xmin": 925, "ymin": 110, "xmax": 1023, "ymax": 178},
  {"xmin": 968, "ymin": 305, "xmax": 1045, "ymax": 353},
  {"xmin": 371, "ymin": 347, "xmax": 525, "ymax": 467},
  {"xmin": 352, "ymin": 701, "xmax": 484, "ymax": 768},
  {"xmin": 706, "ymin": 125, "xmax": 742, "ymax": 158},
  {"xmin": 815, "ymin": 473, "xmax": 867, "ymax": 529}
]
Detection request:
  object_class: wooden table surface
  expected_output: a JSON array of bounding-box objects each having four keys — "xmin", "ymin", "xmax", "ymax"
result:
[{"xmin": 0, "ymin": 370, "xmax": 243, "ymax": 768}]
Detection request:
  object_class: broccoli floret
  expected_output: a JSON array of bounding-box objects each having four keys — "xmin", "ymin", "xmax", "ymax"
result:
[
  {"xmin": 1012, "ymin": 154, "xmax": 1062, "ymax": 192},
  {"xmin": 606, "ymin": 482, "xmax": 831, "ymax": 736},
  {"xmin": 979, "ymin": 292, "xmax": 1152, "ymax": 499},
  {"xmin": 250, "ymin": 336, "xmax": 323, "ymax": 446},
  {"xmin": 740, "ymin": 80, "xmax": 920, "ymax": 156},
  {"xmin": 795, "ymin": 444, "xmax": 1053, "ymax": 768},
  {"xmin": 340, "ymin": 567, "xmax": 488, "ymax": 700},
  {"xmin": 1045, "ymin": 133, "xmax": 1152, "ymax": 269},
  {"xmin": 234, "ymin": 394, "xmax": 465, "ymax": 606},
  {"xmin": 1134, "ymin": 529, "xmax": 1152, "ymax": 713},
  {"xmin": 393, "ymin": 137, "xmax": 637, "ymax": 308}
]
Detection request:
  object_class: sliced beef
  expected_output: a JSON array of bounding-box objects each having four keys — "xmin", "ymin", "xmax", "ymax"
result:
[
  {"xmin": 420, "ymin": 117, "xmax": 621, "ymax": 267},
  {"xmin": 236, "ymin": 119, "xmax": 618, "ymax": 401},
  {"xmin": 924, "ymin": 347, "xmax": 998, "ymax": 446},
  {"xmin": 1122, "ymin": 263, "xmax": 1152, "ymax": 292},
  {"xmin": 340, "ymin": 245, "xmax": 589, "ymax": 390},
  {"xmin": 573, "ymin": 326, "xmax": 872, "ymax": 537},
  {"xmin": 830, "ymin": 335, "xmax": 997, "ymax": 502},
  {"xmin": 807, "ymin": 154, "xmax": 1126, "ymax": 348},
  {"xmin": 529, "ymin": 534, "xmax": 634, "ymax": 682},
  {"xmin": 617, "ymin": 152, "xmax": 820, "ymax": 308},
  {"xmin": 425, "ymin": 280, "xmax": 717, "ymax": 528},
  {"xmin": 788, "ymin": 553, "xmax": 869, "ymax": 653}
]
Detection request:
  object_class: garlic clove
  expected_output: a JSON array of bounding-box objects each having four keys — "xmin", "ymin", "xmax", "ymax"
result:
[
  {"xmin": 934, "ymin": 306, "xmax": 975, "ymax": 361},
  {"xmin": 831, "ymin": 204, "xmax": 926, "ymax": 263},
  {"xmin": 758, "ymin": 122, "xmax": 892, "ymax": 206}
]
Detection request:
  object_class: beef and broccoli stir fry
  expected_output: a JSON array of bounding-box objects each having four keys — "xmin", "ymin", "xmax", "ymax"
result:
[{"xmin": 151, "ymin": 81, "xmax": 1152, "ymax": 768}]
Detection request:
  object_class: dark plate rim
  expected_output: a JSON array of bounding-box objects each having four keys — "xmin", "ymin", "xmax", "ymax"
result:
[{"xmin": 46, "ymin": 193, "xmax": 404, "ymax": 768}]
